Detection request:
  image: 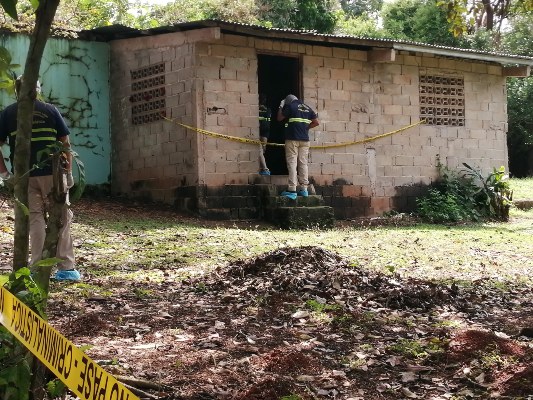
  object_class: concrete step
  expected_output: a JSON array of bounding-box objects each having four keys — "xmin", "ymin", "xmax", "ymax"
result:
[
  {"xmin": 515, "ymin": 199, "xmax": 533, "ymax": 210},
  {"xmin": 266, "ymin": 206, "xmax": 335, "ymax": 229},
  {"xmin": 263, "ymin": 194, "xmax": 325, "ymax": 207},
  {"xmin": 251, "ymin": 174, "xmax": 289, "ymax": 186}
]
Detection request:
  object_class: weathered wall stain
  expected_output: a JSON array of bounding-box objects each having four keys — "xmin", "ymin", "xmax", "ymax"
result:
[{"xmin": 0, "ymin": 35, "xmax": 111, "ymax": 184}]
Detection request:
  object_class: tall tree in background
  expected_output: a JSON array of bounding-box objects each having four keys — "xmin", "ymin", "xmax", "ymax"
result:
[
  {"xmin": 340, "ymin": 0, "xmax": 383, "ymax": 17},
  {"xmin": 149, "ymin": 0, "xmax": 258, "ymax": 26},
  {"xmin": 440, "ymin": 0, "xmax": 533, "ymax": 37},
  {"xmin": 289, "ymin": 0, "xmax": 338, "ymax": 32},
  {"xmin": 54, "ymin": 0, "xmax": 131, "ymax": 29},
  {"xmin": 256, "ymin": 0, "xmax": 339, "ymax": 33},
  {"xmin": 502, "ymin": 13, "xmax": 533, "ymax": 177},
  {"xmin": 382, "ymin": 0, "xmax": 463, "ymax": 45},
  {"xmin": 507, "ymin": 76, "xmax": 533, "ymax": 177},
  {"xmin": 1, "ymin": 0, "xmax": 148, "ymax": 30},
  {"xmin": 334, "ymin": 0, "xmax": 386, "ymax": 37}
]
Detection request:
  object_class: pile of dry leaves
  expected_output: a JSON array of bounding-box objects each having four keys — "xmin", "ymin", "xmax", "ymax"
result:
[{"xmin": 48, "ymin": 245, "xmax": 533, "ymax": 399}]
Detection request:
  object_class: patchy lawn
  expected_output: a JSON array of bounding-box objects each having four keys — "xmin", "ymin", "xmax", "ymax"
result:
[{"xmin": 1, "ymin": 190, "xmax": 533, "ymax": 399}]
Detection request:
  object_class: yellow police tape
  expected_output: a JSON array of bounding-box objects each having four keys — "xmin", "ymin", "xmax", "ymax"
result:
[
  {"xmin": 0, "ymin": 286, "xmax": 140, "ymax": 400},
  {"xmin": 163, "ymin": 115, "xmax": 424, "ymax": 149}
]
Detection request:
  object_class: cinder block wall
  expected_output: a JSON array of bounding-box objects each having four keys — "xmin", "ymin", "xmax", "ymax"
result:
[
  {"xmin": 196, "ymin": 34, "xmax": 508, "ymax": 217},
  {"xmin": 109, "ymin": 29, "xmax": 222, "ymax": 204},
  {"xmin": 110, "ymin": 29, "xmax": 508, "ymax": 218},
  {"xmin": 195, "ymin": 34, "xmax": 259, "ymax": 187}
]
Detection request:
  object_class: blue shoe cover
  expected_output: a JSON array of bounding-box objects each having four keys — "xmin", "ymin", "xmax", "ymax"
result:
[
  {"xmin": 54, "ymin": 269, "xmax": 81, "ymax": 281},
  {"xmin": 281, "ymin": 191, "xmax": 297, "ymax": 200},
  {"xmin": 259, "ymin": 170, "xmax": 271, "ymax": 176},
  {"xmin": 297, "ymin": 190, "xmax": 309, "ymax": 197}
]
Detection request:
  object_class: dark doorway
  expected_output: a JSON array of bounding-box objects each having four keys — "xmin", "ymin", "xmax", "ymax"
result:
[{"xmin": 258, "ymin": 54, "xmax": 300, "ymax": 175}]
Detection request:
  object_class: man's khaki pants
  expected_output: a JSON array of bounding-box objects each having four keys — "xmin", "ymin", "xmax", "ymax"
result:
[
  {"xmin": 29, "ymin": 175, "xmax": 75, "ymax": 270},
  {"xmin": 285, "ymin": 139, "xmax": 310, "ymax": 192},
  {"xmin": 259, "ymin": 136, "xmax": 269, "ymax": 171}
]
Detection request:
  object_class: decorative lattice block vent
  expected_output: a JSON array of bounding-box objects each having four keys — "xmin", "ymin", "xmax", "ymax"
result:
[
  {"xmin": 419, "ymin": 74, "xmax": 465, "ymax": 126},
  {"xmin": 130, "ymin": 63, "xmax": 166, "ymax": 125}
]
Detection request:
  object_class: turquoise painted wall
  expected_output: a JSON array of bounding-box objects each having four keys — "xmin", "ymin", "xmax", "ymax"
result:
[{"xmin": 0, "ymin": 33, "xmax": 110, "ymax": 184}]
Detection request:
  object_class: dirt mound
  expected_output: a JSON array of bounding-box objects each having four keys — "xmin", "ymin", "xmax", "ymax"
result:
[{"xmin": 209, "ymin": 246, "xmax": 461, "ymax": 312}]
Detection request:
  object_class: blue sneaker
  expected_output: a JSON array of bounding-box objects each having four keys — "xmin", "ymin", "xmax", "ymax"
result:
[
  {"xmin": 54, "ymin": 269, "xmax": 81, "ymax": 281},
  {"xmin": 281, "ymin": 191, "xmax": 297, "ymax": 200},
  {"xmin": 259, "ymin": 170, "xmax": 271, "ymax": 176},
  {"xmin": 297, "ymin": 190, "xmax": 309, "ymax": 197}
]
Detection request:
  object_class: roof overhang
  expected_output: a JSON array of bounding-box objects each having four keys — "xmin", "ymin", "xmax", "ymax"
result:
[
  {"xmin": 80, "ymin": 20, "xmax": 533, "ymax": 69},
  {"xmin": 393, "ymin": 43, "xmax": 533, "ymax": 67}
]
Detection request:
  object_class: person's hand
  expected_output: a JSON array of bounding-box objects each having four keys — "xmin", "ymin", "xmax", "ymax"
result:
[
  {"xmin": 0, "ymin": 171, "xmax": 14, "ymax": 187},
  {"xmin": 0, "ymin": 170, "xmax": 13, "ymax": 181},
  {"xmin": 66, "ymin": 172, "xmax": 74, "ymax": 189},
  {"xmin": 279, "ymin": 99, "xmax": 285, "ymax": 109}
]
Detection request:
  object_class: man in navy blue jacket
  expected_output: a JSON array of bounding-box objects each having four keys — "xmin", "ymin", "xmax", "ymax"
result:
[{"xmin": 276, "ymin": 94, "xmax": 319, "ymax": 199}]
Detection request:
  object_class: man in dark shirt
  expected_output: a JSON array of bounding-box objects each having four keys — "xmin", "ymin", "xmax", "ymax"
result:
[
  {"xmin": 0, "ymin": 76, "xmax": 80, "ymax": 281},
  {"xmin": 258, "ymin": 93, "xmax": 271, "ymax": 175},
  {"xmin": 277, "ymin": 94, "xmax": 319, "ymax": 199}
]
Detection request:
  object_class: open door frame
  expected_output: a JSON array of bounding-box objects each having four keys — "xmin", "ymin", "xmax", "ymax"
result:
[{"xmin": 258, "ymin": 53, "xmax": 301, "ymax": 175}]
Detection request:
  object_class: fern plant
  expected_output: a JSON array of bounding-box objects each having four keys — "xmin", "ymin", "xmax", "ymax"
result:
[
  {"xmin": 462, "ymin": 163, "xmax": 513, "ymax": 221},
  {"xmin": 416, "ymin": 163, "xmax": 513, "ymax": 223}
]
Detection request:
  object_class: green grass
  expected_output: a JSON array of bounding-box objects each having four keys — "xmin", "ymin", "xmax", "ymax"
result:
[
  {"xmin": 509, "ymin": 177, "xmax": 533, "ymax": 200},
  {"xmin": 2, "ymin": 186, "xmax": 532, "ymax": 288},
  {"xmin": 66, "ymin": 203, "xmax": 533, "ymax": 286}
]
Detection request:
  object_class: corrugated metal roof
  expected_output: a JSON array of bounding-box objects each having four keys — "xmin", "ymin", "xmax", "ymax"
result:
[{"xmin": 79, "ymin": 19, "xmax": 532, "ymax": 66}]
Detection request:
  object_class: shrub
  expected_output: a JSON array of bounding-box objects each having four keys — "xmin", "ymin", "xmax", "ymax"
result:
[
  {"xmin": 416, "ymin": 163, "xmax": 512, "ymax": 223},
  {"xmin": 416, "ymin": 189, "xmax": 467, "ymax": 223}
]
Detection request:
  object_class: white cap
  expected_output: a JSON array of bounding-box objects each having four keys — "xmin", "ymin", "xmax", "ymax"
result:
[{"xmin": 285, "ymin": 94, "xmax": 298, "ymax": 104}]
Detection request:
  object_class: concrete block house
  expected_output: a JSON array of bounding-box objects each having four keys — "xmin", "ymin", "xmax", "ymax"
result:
[{"xmin": 84, "ymin": 20, "xmax": 533, "ymax": 220}]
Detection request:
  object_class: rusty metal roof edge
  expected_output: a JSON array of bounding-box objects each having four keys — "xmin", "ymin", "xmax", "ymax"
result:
[
  {"xmin": 78, "ymin": 19, "xmax": 533, "ymax": 64},
  {"xmin": 393, "ymin": 43, "xmax": 533, "ymax": 66},
  {"xmin": 201, "ymin": 19, "xmax": 533, "ymax": 64}
]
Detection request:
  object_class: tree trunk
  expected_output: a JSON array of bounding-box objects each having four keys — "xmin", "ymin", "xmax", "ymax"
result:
[
  {"xmin": 528, "ymin": 147, "xmax": 533, "ymax": 177},
  {"xmin": 10, "ymin": 2, "xmax": 61, "ymax": 400},
  {"xmin": 13, "ymin": 0, "xmax": 61, "ymax": 271},
  {"xmin": 30, "ymin": 153, "xmax": 67, "ymax": 400},
  {"xmin": 480, "ymin": 0, "xmax": 494, "ymax": 30}
]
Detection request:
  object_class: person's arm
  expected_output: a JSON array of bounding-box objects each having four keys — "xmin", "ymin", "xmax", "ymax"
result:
[
  {"xmin": 309, "ymin": 118, "xmax": 319, "ymax": 129},
  {"xmin": 53, "ymin": 105, "xmax": 73, "ymax": 172},
  {"xmin": 0, "ymin": 140, "xmax": 9, "ymax": 176},
  {"xmin": 276, "ymin": 99, "xmax": 286, "ymax": 122},
  {"xmin": 0, "ymin": 112, "xmax": 11, "ymax": 176},
  {"xmin": 58, "ymin": 135, "xmax": 72, "ymax": 172},
  {"xmin": 58, "ymin": 135, "xmax": 75, "ymax": 188},
  {"xmin": 276, "ymin": 107, "xmax": 285, "ymax": 122}
]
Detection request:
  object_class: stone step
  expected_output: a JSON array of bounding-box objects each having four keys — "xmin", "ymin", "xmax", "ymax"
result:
[
  {"xmin": 266, "ymin": 206, "xmax": 335, "ymax": 229},
  {"xmin": 263, "ymin": 194, "xmax": 325, "ymax": 207},
  {"xmin": 198, "ymin": 207, "xmax": 261, "ymax": 220},
  {"xmin": 251, "ymin": 174, "xmax": 289, "ymax": 186},
  {"xmin": 515, "ymin": 199, "xmax": 533, "ymax": 210}
]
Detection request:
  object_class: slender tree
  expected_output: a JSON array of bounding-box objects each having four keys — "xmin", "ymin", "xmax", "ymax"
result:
[
  {"xmin": 2, "ymin": 0, "xmax": 61, "ymax": 273},
  {"xmin": 0, "ymin": 1, "xmax": 62, "ymax": 398}
]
